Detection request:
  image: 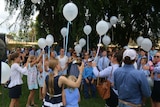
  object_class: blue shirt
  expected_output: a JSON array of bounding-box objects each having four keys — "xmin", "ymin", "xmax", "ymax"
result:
[
  {"xmin": 83, "ymin": 66, "xmax": 96, "ymax": 79},
  {"xmin": 98, "ymin": 56, "xmax": 110, "ymax": 70},
  {"xmin": 114, "ymin": 64, "xmax": 151, "ymax": 104}
]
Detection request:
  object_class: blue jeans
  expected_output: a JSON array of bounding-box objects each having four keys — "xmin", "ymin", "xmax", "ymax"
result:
[{"xmin": 83, "ymin": 78, "xmax": 96, "ymax": 98}]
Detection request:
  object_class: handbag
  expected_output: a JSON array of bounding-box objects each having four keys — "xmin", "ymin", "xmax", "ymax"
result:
[{"xmin": 96, "ymin": 66, "xmax": 113, "ymax": 100}]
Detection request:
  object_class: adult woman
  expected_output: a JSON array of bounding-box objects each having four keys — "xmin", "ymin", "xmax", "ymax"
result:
[
  {"xmin": 68, "ymin": 50, "xmax": 79, "ymax": 77},
  {"xmin": 92, "ymin": 51, "xmax": 123, "ymax": 107},
  {"xmin": 149, "ymin": 52, "xmax": 160, "ymax": 107},
  {"xmin": 8, "ymin": 52, "xmax": 29, "ymax": 107},
  {"xmin": 42, "ymin": 59, "xmax": 84, "ymax": 107}
]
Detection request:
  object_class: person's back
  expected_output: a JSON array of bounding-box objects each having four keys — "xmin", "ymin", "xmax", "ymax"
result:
[
  {"xmin": 43, "ymin": 75, "xmax": 63, "ymax": 106},
  {"xmin": 114, "ymin": 49, "xmax": 151, "ymax": 106},
  {"xmin": 114, "ymin": 65, "xmax": 150, "ymax": 104},
  {"xmin": 64, "ymin": 88, "xmax": 79, "ymax": 107},
  {"xmin": 63, "ymin": 75, "xmax": 80, "ymax": 107}
]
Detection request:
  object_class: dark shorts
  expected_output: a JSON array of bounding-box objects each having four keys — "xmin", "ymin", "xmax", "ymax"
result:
[
  {"xmin": 151, "ymin": 81, "xmax": 160, "ymax": 102},
  {"xmin": 9, "ymin": 85, "xmax": 22, "ymax": 98}
]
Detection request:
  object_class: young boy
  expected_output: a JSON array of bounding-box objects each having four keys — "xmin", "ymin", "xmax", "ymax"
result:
[{"xmin": 83, "ymin": 58, "xmax": 96, "ymax": 99}]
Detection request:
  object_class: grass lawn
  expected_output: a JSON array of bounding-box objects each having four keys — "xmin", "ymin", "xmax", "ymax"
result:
[{"xmin": 0, "ymin": 76, "xmax": 151, "ymax": 107}]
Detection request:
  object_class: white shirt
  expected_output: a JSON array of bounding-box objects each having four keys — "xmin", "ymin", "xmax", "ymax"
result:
[
  {"xmin": 8, "ymin": 63, "xmax": 28, "ymax": 88},
  {"xmin": 57, "ymin": 55, "xmax": 68, "ymax": 69},
  {"xmin": 93, "ymin": 64, "xmax": 119, "ymax": 95}
]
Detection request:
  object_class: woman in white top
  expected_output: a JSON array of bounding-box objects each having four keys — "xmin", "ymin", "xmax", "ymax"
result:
[
  {"xmin": 92, "ymin": 51, "xmax": 123, "ymax": 107},
  {"xmin": 8, "ymin": 52, "xmax": 29, "ymax": 107}
]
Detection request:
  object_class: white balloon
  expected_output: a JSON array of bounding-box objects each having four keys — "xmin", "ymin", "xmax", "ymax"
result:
[
  {"xmin": 38, "ymin": 38, "xmax": 47, "ymax": 49},
  {"xmin": 141, "ymin": 38, "xmax": 152, "ymax": 52},
  {"xmin": 61, "ymin": 27, "xmax": 67, "ymax": 38},
  {"xmin": 31, "ymin": 0, "xmax": 40, "ymax": 4},
  {"xmin": 107, "ymin": 22, "xmax": 112, "ymax": 29},
  {"xmin": 46, "ymin": 34, "xmax": 54, "ymax": 46},
  {"xmin": 63, "ymin": 2, "xmax": 78, "ymax": 22},
  {"xmin": 74, "ymin": 44, "xmax": 82, "ymax": 54},
  {"xmin": 110, "ymin": 16, "xmax": 118, "ymax": 25},
  {"xmin": 83, "ymin": 25, "xmax": 92, "ymax": 35},
  {"xmin": 136, "ymin": 36, "xmax": 144, "ymax": 46},
  {"xmin": 1, "ymin": 62, "xmax": 11, "ymax": 84},
  {"xmin": 79, "ymin": 38, "xmax": 86, "ymax": 47},
  {"xmin": 102, "ymin": 35, "xmax": 111, "ymax": 46},
  {"xmin": 147, "ymin": 77, "xmax": 154, "ymax": 87},
  {"xmin": 96, "ymin": 20, "xmax": 109, "ymax": 36}
]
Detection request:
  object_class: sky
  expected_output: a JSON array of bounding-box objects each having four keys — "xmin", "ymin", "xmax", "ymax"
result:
[
  {"xmin": 0, "ymin": 0, "xmax": 38, "ymax": 34},
  {"xmin": 0, "ymin": 0, "xmax": 20, "ymax": 34}
]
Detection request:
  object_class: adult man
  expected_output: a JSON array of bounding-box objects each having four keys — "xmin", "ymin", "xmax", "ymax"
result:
[
  {"xmin": 97, "ymin": 50, "xmax": 110, "ymax": 71},
  {"xmin": 114, "ymin": 49, "xmax": 151, "ymax": 107}
]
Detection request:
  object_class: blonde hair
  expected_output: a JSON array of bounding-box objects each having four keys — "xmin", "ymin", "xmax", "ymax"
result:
[
  {"xmin": 49, "ymin": 59, "xmax": 59, "ymax": 70},
  {"xmin": 68, "ymin": 75, "xmax": 77, "ymax": 82},
  {"xmin": 28, "ymin": 55, "xmax": 35, "ymax": 63},
  {"xmin": 48, "ymin": 59, "xmax": 59, "ymax": 97},
  {"xmin": 67, "ymin": 75, "xmax": 77, "ymax": 89},
  {"xmin": 48, "ymin": 73, "xmax": 55, "ymax": 96}
]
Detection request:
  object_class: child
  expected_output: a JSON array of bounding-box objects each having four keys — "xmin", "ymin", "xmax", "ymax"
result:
[
  {"xmin": 8, "ymin": 52, "xmax": 29, "ymax": 107},
  {"xmin": 62, "ymin": 75, "xmax": 80, "ymax": 107},
  {"xmin": 83, "ymin": 58, "xmax": 96, "ymax": 99},
  {"xmin": 26, "ymin": 55, "xmax": 38, "ymax": 107},
  {"xmin": 37, "ymin": 56, "xmax": 50, "ymax": 100},
  {"xmin": 140, "ymin": 57, "xmax": 151, "ymax": 107},
  {"xmin": 140, "ymin": 57, "xmax": 150, "ymax": 77}
]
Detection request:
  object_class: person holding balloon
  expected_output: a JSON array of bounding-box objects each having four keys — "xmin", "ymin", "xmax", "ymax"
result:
[
  {"xmin": 92, "ymin": 51, "xmax": 123, "ymax": 107},
  {"xmin": 8, "ymin": 52, "xmax": 29, "ymax": 107}
]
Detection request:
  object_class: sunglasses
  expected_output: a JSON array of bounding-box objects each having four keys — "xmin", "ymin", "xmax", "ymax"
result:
[{"xmin": 154, "ymin": 56, "xmax": 160, "ymax": 58}]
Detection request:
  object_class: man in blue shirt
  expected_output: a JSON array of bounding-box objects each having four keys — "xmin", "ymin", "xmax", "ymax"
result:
[{"xmin": 114, "ymin": 49, "xmax": 151, "ymax": 107}]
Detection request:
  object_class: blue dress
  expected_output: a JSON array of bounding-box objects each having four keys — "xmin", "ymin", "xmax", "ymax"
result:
[{"xmin": 65, "ymin": 88, "xmax": 79, "ymax": 107}]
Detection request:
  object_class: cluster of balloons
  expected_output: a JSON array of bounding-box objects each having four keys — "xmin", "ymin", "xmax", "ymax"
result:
[
  {"xmin": 136, "ymin": 36, "xmax": 152, "ymax": 52},
  {"xmin": 74, "ymin": 38, "xmax": 86, "ymax": 56},
  {"xmin": 37, "ymin": 34, "xmax": 54, "ymax": 49}
]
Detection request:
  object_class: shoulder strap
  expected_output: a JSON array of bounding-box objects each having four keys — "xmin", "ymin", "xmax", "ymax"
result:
[{"xmin": 109, "ymin": 66, "xmax": 113, "ymax": 79}]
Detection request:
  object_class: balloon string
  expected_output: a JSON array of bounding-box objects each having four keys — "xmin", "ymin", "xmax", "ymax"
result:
[
  {"xmin": 48, "ymin": 46, "xmax": 50, "ymax": 60},
  {"xmin": 42, "ymin": 48, "xmax": 45, "ymax": 72},
  {"xmin": 65, "ymin": 21, "xmax": 70, "ymax": 55},
  {"xmin": 87, "ymin": 35, "xmax": 89, "ymax": 53},
  {"xmin": 148, "ymin": 52, "xmax": 150, "ymax": 63},
  {"xmin": 63, "ymin": 36, "xmax": 65, "ymax": 49},
  {"xmin": 94, "ymin": 36, "xmax": 102, "ymax": 61}
]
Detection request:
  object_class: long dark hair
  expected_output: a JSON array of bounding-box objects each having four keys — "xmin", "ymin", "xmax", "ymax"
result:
[{"xmin": 113, "ymin": 50, "xmax": 123, "ymax": 66}]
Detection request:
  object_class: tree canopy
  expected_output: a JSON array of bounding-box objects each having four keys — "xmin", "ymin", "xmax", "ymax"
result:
[{"xmin": 5, "ymin": 0, "xmax": 160, "ymax": 48}]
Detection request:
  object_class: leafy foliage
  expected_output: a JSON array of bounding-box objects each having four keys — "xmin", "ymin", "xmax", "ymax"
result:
[{"xmin": 5, "ymin": 0, "xmax": 160, "ymax": 48}]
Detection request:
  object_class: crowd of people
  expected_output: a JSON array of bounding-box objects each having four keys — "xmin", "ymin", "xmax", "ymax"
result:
[{"xmin": 3, "ymin": 45, "xmax": 160, "ymax": 107}]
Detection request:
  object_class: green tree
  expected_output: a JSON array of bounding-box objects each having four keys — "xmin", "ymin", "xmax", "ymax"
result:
[{"xmin": 5, "ymin": 0, "xmax": 160, "ymax": 48}]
